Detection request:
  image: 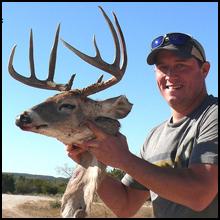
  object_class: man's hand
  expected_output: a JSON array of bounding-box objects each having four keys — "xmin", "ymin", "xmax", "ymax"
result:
[
  {"xmin": 66, "ymin": 144, "xmax": 86, "ymax": 164},
  {"xmin": 79, "ymin": 120, "xmax": 131, "ymax": 169}
]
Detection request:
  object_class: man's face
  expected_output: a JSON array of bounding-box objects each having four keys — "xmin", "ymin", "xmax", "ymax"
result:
[{"xmin": 154, "ymin": 50, "xmax": 209, "ymax": 112}]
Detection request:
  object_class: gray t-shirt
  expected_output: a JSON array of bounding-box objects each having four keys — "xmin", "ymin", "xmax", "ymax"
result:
[{"xmin": 121, "ymin": 95, "xmax": 218, "ymax": 218}]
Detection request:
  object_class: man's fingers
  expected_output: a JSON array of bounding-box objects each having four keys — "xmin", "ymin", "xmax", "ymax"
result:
[
  {"xmin": 66, "ymin": 145, "xmax": 85, "ymax": 154},
  {"xmin": 116, "ymin": 132, "xmax": 127, "ymax": 144},
  {"xmin": 85, "ymin": 120, "xmax": 107, "ymax": 139},
  {"xmin": 81, "ymin": 140, "xmax": 99, "ymax": 149},
  {"xmin": 66, "ymin": 144, "xmax": 80, "ymax": 151},
  {"xmin": 66, "ymin": 145, "xmax": 87, "ymax": 164}
]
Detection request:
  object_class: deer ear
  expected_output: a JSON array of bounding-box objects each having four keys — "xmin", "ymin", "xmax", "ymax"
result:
[{"xmin": 100, "ymin": 95, "xmax": 133, "ymax": 119}]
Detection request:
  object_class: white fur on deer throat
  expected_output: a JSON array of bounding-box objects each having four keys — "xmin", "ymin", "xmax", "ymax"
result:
[{"xmin": 61, "ymin": 163, "xmax": 103, "ymax": 218}]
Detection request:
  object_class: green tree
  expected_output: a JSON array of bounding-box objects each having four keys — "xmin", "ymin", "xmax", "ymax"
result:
[
  {"xmin": 28, "ymin": 178, "xmax": 43, "ymax": 194},
  {"xmin": 42, "ymin": 181, "xmax": 58, "ymax": 195},
  {"xmin": 2, "ymin": 174, "xmax": 15, "ymax": 193},
  {"xmin": 15, "ymin": 176, "xmax": 32, "ymax": 194}
]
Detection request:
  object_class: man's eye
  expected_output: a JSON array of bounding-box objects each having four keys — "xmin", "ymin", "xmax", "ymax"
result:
[
  {"xmin": 158, "ymin": 65, "xmax": 169, "ymax": 72},
  {"xmin": 59, "ymin": 104, "xmax": 76, "ymax": 111},
  {"xmin": 175, "ymin": 64, "xmax": 186, "ymax": 70}
]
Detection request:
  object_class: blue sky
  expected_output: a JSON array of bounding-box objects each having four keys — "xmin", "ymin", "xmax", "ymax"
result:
[{"xmin": 2, "ymin": 2, "xmax": 218, "ymax": 177}]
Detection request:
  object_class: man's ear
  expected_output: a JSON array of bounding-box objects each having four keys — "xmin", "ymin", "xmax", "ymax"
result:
[
  {"xmin": 201, "ymin": 61, "xmax": 210, "ymax": 79},
  {"xmin": 100, "ymin": 95, "xmax": 133, "ymax": 119}
]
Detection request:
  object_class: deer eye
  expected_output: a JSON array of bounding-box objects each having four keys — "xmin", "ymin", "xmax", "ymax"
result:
[{"xmin": 59, "ymin": 103, "xmax": 76, "ymax": 111}]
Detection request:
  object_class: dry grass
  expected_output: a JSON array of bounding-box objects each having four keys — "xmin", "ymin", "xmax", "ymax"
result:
[
  {"xmin": 90, "ymin": 201, "xmax": 153, "ymax": 218},
  {"xmin": 3, "ymin": 194, "xmax": 153, "ymax": 218},
  {"xmin": 2, "ymin": 210, "xmax": 20, "ymax": 218},
  {"xmin": 17, "ymin": 200, "xmax": 153, "ymax": 218},
  {"xmin": 17, "ymin": 199, "xmax": 61, "ymax": 218}
]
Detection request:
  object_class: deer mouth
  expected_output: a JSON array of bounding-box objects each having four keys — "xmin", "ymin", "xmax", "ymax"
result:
[
  {"xmin": 16, "ymin": 113, "xmax": 48, "ymax": 131},
  {"xmin": 18, "ymin": 123, "xmax": 48, "ymax": 131},
  {"xmin": 35, "ymin": 124, "xmax": 48, "ymax": 130}
]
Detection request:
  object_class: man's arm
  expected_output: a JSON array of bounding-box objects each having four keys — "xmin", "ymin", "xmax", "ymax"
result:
[
  {"xmin": 121, "ymin": 153, "xmax": 218, "ymax": 211},
  {"xmin": 97, "ymin": 174, "xmax": 150, "ymax": 217},
  {"xmin": 83, "ymin": 121, "xmax": 218, "ymax": 212},
  {"xmin": 66, "ymin": 144, "xmax": 150, "ymax": 217}
]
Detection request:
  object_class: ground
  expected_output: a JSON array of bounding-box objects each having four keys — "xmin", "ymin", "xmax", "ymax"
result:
[{"xmin": 2, "ymin": 194, "xmax": 153, "ymax": 218}]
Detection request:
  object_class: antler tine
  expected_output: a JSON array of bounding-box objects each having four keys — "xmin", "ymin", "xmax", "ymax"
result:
[
  {"xmin": 98, "ymin": 6, "xmax": 121, "ymax": 72},
  {"xmin": 112, "ymin": 11, "xmax": 127, "ymax": 74},
  {"xmin": 61, "ymin": 6, "xmax": 127, "ymax": 96},
  {"xmin": 29, "ymin": 29, "xmax": 36, "ymax": 78},
  {"xmin": 8, "ymin": 24, "xmax": 75, "ymax": 91},
  {"xmin": 47, "ymin": 23, "xmax": 60, "ymax": 82}
]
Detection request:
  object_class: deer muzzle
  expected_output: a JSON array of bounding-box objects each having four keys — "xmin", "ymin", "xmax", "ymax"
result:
[
  {"xmin": 16, "ymin": 112, "xmax": 32, "ymax": 127},
  {"xmin": 15, "ymin": 111, "xmax": 48, "ymax": 131}
]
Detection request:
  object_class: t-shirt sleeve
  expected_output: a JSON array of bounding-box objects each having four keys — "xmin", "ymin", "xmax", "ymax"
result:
[{"xmin": 189, "ymin": 106, "xmax": 218, "ymax": 165}]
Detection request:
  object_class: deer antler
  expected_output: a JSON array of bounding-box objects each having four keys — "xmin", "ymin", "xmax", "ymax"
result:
[
  {"xmin": 8, "ymin": 24, "xmax": 75, "ymax": 91},
  {"xmin": 8, "ymin": 6, "xmax": 127, "ymax": 95},
  {"xmin": 61, "ymin": 6, "xmax": 127, "ymax": 96}
]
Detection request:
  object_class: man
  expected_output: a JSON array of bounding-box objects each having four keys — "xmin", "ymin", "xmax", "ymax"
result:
[{"xmin": 67, "ymin": 32, "xmax": 218, "ymax": 218}]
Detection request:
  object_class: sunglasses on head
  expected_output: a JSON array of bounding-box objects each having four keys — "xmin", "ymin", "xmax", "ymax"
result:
[
  {"xmin": 151, "ymin": 32, "xmax": 205, "ymax": 62},
  {"xmin": 151, "ymin": 33, "xmax": 191, "ymax": 49}
]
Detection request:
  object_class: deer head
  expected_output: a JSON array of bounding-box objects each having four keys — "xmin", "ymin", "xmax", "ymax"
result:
[{"xmin": 8, "ymin": 6, "xmax": 132, "ymax": 218}]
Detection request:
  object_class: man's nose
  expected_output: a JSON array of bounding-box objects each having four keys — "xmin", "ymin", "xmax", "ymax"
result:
[{"xmin": 165, "ymin": 68, "xmax": 177, "ymax": 77}]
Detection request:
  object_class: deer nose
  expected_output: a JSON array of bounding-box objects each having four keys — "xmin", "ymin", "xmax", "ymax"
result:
[{"xmin": 15, "ymin": 112, "xmax": 32, "ymax": 127}]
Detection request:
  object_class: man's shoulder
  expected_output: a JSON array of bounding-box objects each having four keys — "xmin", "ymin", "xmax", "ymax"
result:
[
  {"xmin": 198, "ymin": 95, "xmax": 218, "ymax": 128},
  {"xmin": 201, "ymin": 95, "xmax": 218, "ymax": 118},
  {"xmin": 190, "ymin": 94, "xmax": 218, "ymax": 121},
  {"xmin": 206, "ymin": 95, "xmax": 218, "ymax": 107}
]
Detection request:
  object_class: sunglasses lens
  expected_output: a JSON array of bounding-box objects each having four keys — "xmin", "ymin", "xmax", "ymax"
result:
[
  {"xmin": 151, "ymin": 36, "xmax": 164, "ymax": 49},
  {"xmin": 168, "ymin": 33, "xmax": 191, "ymax": 45}
]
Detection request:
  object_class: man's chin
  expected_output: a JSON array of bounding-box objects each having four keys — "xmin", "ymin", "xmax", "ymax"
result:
[{"xmin": 167, "ymin": 96, "xmax": 183, "ymax": 109}]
